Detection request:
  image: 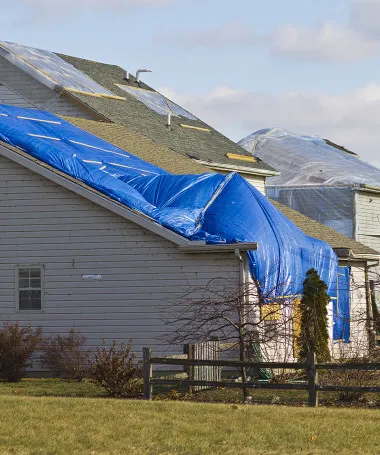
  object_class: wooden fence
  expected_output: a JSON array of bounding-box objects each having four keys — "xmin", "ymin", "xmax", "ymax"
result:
[
  {"xmin": 184, "ymin": 339, "xmax": 221, "ymax": 391},
  {"xmin": 142, "ymin": 347, "xmax": 380, "ymax": 407}
]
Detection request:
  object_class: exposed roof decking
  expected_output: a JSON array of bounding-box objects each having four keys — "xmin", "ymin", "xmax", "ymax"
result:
[{"xmin": 57, "ymin": 54, "xmax": 277, "ymax": 176}]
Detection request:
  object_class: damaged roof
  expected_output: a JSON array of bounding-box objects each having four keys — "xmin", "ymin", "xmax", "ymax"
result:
[
  {"xmin": 61, "ymin": 117, "xmax": 379, "ymax": 258},
  {"xmin": 57, "ymin": 54, "xmax": 277, "ymax": 176},
  {"xmin": 63, "ymin": 116, "xmax": 209, "ymax": 175}
]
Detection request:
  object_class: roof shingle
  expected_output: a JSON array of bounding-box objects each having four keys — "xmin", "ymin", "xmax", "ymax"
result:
[
  {"xmin": 57, "ymin": 54, "xmax": 277, "ymax": 175},
  {"xmin": 63, "ymin": 116, "xmax": 209, "ymax": 175}
]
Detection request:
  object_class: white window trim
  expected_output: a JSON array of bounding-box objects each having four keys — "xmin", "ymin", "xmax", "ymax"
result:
[{"xmin": 15, "ymin": 265, "xmax": 45, "ymax": 312}]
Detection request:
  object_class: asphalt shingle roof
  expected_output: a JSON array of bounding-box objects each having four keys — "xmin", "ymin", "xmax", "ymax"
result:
[
  {"xmin": 63, "ymin": 116, "xmax": 209, "ymax": 175},
  {"xmin": 57, "ymin": 54, "xmax": 276, "ymax": 175}
]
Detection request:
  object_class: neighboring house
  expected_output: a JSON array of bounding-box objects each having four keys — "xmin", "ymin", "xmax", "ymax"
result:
[
  {"xmin": 238, "ymin": 128, "xmax": 380, "ymax": 252},
  {"xmin": 271, "ymin": 201, "xmax": 380, "ymax": 358},
  {"xmin": 0, "ymin": 40, "xmax": 278, "ymax": 195},
  {"xmin": 238, "ymin": 129, "xmax": 380, "ymax": 311},
  {"xmin": 0, "ymin": 106, "xmax": 377, "ymax": 363}
]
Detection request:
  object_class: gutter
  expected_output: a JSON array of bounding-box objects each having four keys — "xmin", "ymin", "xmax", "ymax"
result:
[
  {"xmin": 348, "ymin": 250, "xmax": 380, "ymax": 264},
  {"xmin": 195, "ymin": 160, "xmax": 279, "ymax": 177},
  {"xmin": 179, "ymin": 242, "xmax": 258, "ymax": 254},
  {"xmin": 359, "ymin": 184, "xmax": 380, "ymax": 194}
]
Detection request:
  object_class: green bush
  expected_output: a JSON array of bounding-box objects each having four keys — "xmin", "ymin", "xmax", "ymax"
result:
[
  {"xmin": 41, "ymin": 329, "xmax": 91, "ymax": 380},
  {"xmin": 92, "ymin": 340, "xmax": 142, "ymax": 397},
  {"xmin": 0, "ymin": 322, "xmax": 42, "ymax": 382},
  {"xmin": 298, "ymin": 268, "xmax": 331, "ymax": 363}
]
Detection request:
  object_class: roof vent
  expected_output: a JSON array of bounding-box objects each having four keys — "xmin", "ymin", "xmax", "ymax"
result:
[
  {"xmin": 136, "ymin": 68, "xmax": 152, "ymax": 83},
  {"xmin": 124, "ymin": 71, "xmax": 129, "ymax": 81}
]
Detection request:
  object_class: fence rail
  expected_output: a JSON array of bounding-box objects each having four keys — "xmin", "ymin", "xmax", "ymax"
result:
[{"xmin": 143, "ymin": 347, "xmax": 380, "ymax": 407}]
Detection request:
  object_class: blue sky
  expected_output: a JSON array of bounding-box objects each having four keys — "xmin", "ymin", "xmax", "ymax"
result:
[{"xmin": 1, "ymin": 0, "xmax": 380, "ymax": 167}]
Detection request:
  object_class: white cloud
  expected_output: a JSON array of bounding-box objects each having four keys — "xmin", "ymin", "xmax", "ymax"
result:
[
  {"xmin": 163, "ymin": 17, "xmax": 380, "ymax": 63},
  {"xmin": 160, "ymin": 84, "xmax": 380, "ymax": 168},
  {"xmin": 170, "ymin": 22, "xmax": 257, "ymax": 49},
  {"xmin": 350, "ymin": 0, "xmax": 380, "ymax": 38},
  {"xmin": 15, "ymin": 0, "xmax": 177, "ymax": 23},
  {"xmin": 269, "ymin": 22, "xmax": 380, "ymax": 62}
]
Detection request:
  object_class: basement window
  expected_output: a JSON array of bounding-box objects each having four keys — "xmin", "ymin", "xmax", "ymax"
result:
[{"xmin": 16, "ymin": 266, "xmax": 44, "ymax": 311}]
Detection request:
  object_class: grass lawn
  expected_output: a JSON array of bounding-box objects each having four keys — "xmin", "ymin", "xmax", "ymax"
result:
[
  {"xmin": 0, "ymin": 378, "xmax": 104, "ymax": 398},
  {"xmin": 1, "ymin": 378, "xmax": 379, "ymax": 407},
  {"xmin": 0, "ymin": 395, "xmax": 379, "ymax": 455}
]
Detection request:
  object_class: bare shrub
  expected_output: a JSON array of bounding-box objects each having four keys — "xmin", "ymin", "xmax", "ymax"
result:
[
  {"xmin": 319, "ymin": 351, "xmax": 380, "ymax": 402},
  {"xmin": 92, "ymin": 340, "xmax": 142, "ymax": 397},
  {"xmin": 41, "ymin": 329, "xmax": 91, "ymax": 380},
  {"xmin": 0, "ymin": 322, "xmax": 42, "ymax": 382}
]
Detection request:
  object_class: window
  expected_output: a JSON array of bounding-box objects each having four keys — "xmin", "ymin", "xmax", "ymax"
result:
[{"xmin": 16, "ymin": 266, "xmax": 43, "ymax": 311}]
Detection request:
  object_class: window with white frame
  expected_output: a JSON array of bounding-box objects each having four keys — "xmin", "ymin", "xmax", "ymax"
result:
[{"xmin": 16, "ymin": 266, "xmax": 43, "ymax": 311}]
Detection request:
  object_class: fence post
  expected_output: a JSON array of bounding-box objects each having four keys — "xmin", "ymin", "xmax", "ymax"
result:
[
  {"xmin": 308, "ymin": 351, "xmax": 318, "ymax": 407},
  {"xmin": 143, "ymin": 347, "xmax": 153, "ymax": 400}
]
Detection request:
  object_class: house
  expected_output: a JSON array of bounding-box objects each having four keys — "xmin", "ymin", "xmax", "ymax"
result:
[
  {"xmin": 0, "ymin": 40, "xmax": 278, "ymax": 195},
  {"xmin": 238, "ymin": 128, "xmax": 380, "ymax": 305},
  {"xmin": 0, "ymin": 40, "xmax": 377, "ymax": 361},
  {"xmin": 0, "ymin": 104, "xmax": 377, "ymax": 363}
]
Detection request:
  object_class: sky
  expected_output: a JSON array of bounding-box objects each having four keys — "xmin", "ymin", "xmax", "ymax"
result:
[{"xmin": 1, "ymin": 0, "xmax": 380, "ymax": 167}]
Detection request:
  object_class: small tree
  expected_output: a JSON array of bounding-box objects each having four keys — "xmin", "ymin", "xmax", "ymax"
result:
[
  {"xmin": 298, "ymin": 268, "xmax": 331, "ymax": 363},
  {"xmin": 165, "ymin": 277, "xmax": 294, "ymax": 400}
]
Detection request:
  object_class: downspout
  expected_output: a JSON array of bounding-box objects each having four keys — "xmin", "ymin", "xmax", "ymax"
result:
[
  {"xmin": 365, "ymin": 263, "xmax": 377, "ymax": 352},
  {"xmin": 353, "ymin": 189, "xmax": 358, "ymax": 240},
  {"xmin": 235, "ymin": 249, "xmax": 249, "ymax": 399}
]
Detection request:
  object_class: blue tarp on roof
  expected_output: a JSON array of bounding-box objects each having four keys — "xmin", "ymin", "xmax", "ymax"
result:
[
  {"xmin": 0, "ymin": 104, "xmax": 338, "ymax": 298},
  {"xmin": 334, "ymin": 266, "xmax": 351, "ymax": 343}
]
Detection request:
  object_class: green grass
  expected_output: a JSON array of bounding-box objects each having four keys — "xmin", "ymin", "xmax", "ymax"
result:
[
  {"xmin": 1, "ymin": 378, "xmax": 378, "ymax": 408},
  {"xmin": 0, "ymin": 395, "xmax": 379, "ymax": 454},
  {"xmin": 0, "ymin": 378, "xmax": 104, "ymax": 398}
]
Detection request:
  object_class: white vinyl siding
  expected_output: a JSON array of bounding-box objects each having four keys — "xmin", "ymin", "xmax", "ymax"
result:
[
  {"xmin": 241, "ymin": 173, "xmax": 267, "ymax": 195},
  {"xmin": 0, "ymin": 153, "xmax": 240, "ymax": 359},
  {"xmin": 356, "ymin": 190, "xmax": 380, "ymax": 251}
]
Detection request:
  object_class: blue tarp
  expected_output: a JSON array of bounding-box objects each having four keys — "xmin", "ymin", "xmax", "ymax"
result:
[
  {"xmin": 0, "ymin": 104, "xmax": 338, "ymax": 298},
  {"xmin": 334, "ymin": 266, "xmax": 351, "ymax": 343}
]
